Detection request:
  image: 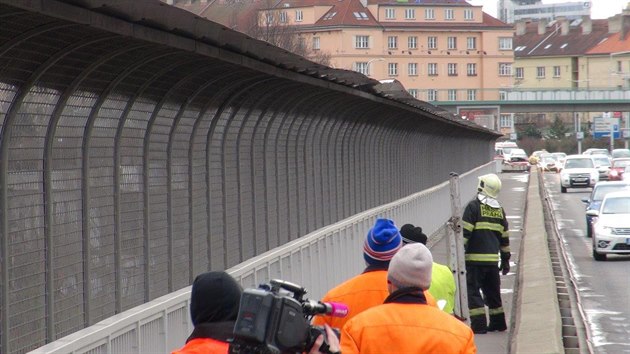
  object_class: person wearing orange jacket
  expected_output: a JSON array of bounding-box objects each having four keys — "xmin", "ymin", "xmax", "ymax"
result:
[
  {"xmin": 312, "ymin": 218, "xmax": 436, "ymax": 331},
  {"xmin": 172, "ymin": 271, "xmax": 242, "ymax": 354},
  {"xmin": 340, "ymin": 243, "xmax": 477, "ymax": 354},
  {"xmin": 173, "ymin": 271, "xmax": 341, "ymax": 354}
]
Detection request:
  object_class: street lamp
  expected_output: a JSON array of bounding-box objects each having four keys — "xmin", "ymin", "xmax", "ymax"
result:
[{"xmin": 367, "ymin": 58, "xmax": 385, "ymax": 77}]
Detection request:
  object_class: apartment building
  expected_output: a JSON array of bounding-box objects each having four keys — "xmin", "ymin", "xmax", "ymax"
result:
[
  {"xmin": 513, "ymin": 12, "xmax": 630, "ymax": 90},
  {"xmin": 513, "ymin": 9, "xmax": 630, "ymax": 127}
]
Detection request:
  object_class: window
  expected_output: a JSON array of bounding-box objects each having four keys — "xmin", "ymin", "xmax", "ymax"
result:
[
  {"xmin": 408, "ymin": 62, "xmax": 418, "ymax": 76},
  {"xmin": 448, "ymin": 63, "xmax": 458, "ymax": 76},
  {"xmin": 355, "ymin": 62, "xmax": 369, "ymax": 75},
  {"xmin": 448, "ymin": 89, "xmax": 457, "ymax": 101},
  {"xmin": 617, "ymin": 60, "xmax": 623, "ymax": 72},
  {"xmin": 467, "ymin": 89, "xmax": 477, "ymax": 101},
  {"xmin": 388, "ymin": 62, "xmax": 398, "ymax": 76},
  {"xmin": 355, "ymin": 35, "xmax": 369, "ymax": 48},
  {"xmin": 296, "ymin": 10, "xmax": 303, "ymax": 22},
  {"xmin": 464, "ymin": 9, "xmax": 474, "ymax": 20},
  {"xmin": 408, "ymin": 89, "xmax": 418, "ymax": 98},
  {"xmin": 312, "ymin": 37, "xmax": 320, "ymax": 50},
  {"xmin": 323, "ymin": 11, "xmax": 337, "ymax": 20},
  {"xmin": 279, "ymin": 11, "xmax": 287, "ymax": 23},
  {"xmin": 428, "ymin": 63, "xmax": 438, "ymax": 76},
  {"xmin": 427, "ymin": 89, "xmax": 437, "ymax": 101},
  {"xmin": 499, "ymin": 114, "xmax": 513, "ymax": 127},
  {"xmin": 467, "ymin": 63, "xmax": 477, "ymax": 76},
  {"xmin": 445, "ymin": 8, "xmax": 454, "ymax": 20},
  {"xmin": 385, "ymin": 8, "xmax": 395, "ymax": 19},
  {"xmin": 408, "ymin": 36, "xmax": 418, "ymax": 49},
  {"xmin": 427, "ymin": 36, "xmax": 437, "ymax": 49},
  {"xmin": 499, "ymin": 91, "xmax": 507, "ymax": 101},
  {"xmin": 405, "ymin": 8, "xmax": 415, "ymax": 19},
  {"xmin": 553, "ymin": 65, "xmax": 561, "ymax": 77},
  {"xmin": 499, "ymin": 63, "xmax": 512, "ymax": 76},
  {"xmin": 467, "ymin": 37, "xmax": 476, "ymax": 50},
  {"xmin": 425, "ymin": 8, "xmax": 435, "ymax": 19},
  {"xmin": 265, "ymin": 12, "xmax": 274, "ymax": 24},
  {"xmin": 447, "ymin": 36, "xmax": 457, "ymax": 50},
  {"xmin": 353, "ymin": 12, "xmax": 369, "ymax": 20},
  {"xmin": 515, "ymin": 67, "xmax": 524, "ymax": 79},
  {"xmin": 388, "ymin": 36, "xmax": 398, "ymax": 49},
  {"xmin": 499, "ymin": 37, "xmax": 513, "ymax": 50},
  {"xmin": 537, "ymin": 66, "xmax": 545, "ymax": 78}
]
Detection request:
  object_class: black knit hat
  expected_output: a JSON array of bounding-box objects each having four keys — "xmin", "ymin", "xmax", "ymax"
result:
[{"xmin": 400, "ymin": 224, "xmax": 428, "ymax": 245}]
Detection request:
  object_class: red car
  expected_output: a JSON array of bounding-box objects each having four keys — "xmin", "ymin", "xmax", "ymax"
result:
[{"xmin": 608, "ymin": 158, "xmax": 630, "ymax": 180}]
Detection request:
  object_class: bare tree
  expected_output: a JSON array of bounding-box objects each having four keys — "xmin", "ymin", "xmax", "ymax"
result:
[{"xmin": 244, "ymin": 6, "xmax": 331, "ymax": 66}]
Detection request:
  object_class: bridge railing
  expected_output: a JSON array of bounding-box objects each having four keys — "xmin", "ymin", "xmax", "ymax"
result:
[
  {"xmin": 28, "ymin": 161, "xmax": 496, "ymax": 354},
  {"xmin": 418, "ymin": 87, "xmax": 630, "ymax": 103}
]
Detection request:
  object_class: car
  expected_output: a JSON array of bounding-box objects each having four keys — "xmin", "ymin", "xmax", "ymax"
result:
[
  {"xmin": 501, "ymin": 148, "xmax": 530, "ymax": 172},
  {"xmin": 591, "ymin": 155, "xmax": 612, "ymax": 181},
  {"xmin": 495, "ymin": 141, "xmax": 518, "ymax": 161},
  {"xmin": 550, "ymin": 152, "xmax": 567, "ymax": 171},
  {"xmin": 589, "ymin": 190, "xmax": 630, "ymax": 261},
  {"xmin": 583, "ymin": 148, "xmax": 611, "ymax": 157},
  {"xmin": 608, "ymin": 158, "xmax": 630, "ymax": 181},
  {"xmin": 559, "ymin": 155, "xmax": 599, "ymax": 193},
  {"xmin": 539, "ymin": 154, "xmax": 559, "ymax": 172},
  {"xmin": 624, "ymin": 166, "xmax": 630, "ymax": 181},
  {"xmin": 581, "ymin": 181, "xmax": 630, "ymax": 237},
  {"xmin": 611, "ymin": 148, "xmax": 630, "ymax": 159}
]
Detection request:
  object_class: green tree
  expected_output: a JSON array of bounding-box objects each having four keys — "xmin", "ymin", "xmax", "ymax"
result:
[
  {"xmin": 518, "ymin": 124, "xmax": 542, "ymax": 139},
  {"xmin": 547, "ymin": 116, "xmax": 569, "ymax": 140}
]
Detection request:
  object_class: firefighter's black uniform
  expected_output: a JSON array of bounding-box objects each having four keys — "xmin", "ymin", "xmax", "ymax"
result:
[{"xmin": 462, "ymin": 196, "xmax": 510, "ymax": 333}]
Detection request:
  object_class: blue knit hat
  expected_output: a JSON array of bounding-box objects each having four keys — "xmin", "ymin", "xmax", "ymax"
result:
[{"xmin": 363, "ymin": 218, "xmax": 403, "ymax": 266}]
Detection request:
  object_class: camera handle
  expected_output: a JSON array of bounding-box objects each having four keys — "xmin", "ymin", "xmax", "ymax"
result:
[{"xmin": 269, "ymin": 279, "xmax": 307, "ymax": 301}]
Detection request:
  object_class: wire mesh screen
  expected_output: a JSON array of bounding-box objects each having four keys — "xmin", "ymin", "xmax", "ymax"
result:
[{"xmin": 0, "ymin": 4, "xmax": 497, "ymax": 354}]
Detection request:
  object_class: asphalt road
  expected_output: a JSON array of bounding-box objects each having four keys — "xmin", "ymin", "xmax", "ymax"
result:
[{"xmin": 542, "ymin": 172, "xmax": 630, "ymax": 354}]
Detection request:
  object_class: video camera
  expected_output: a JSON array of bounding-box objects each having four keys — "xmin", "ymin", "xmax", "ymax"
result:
[{"xmin": 229, "ymin": 279, "xmax": 347, "ymax": 354}]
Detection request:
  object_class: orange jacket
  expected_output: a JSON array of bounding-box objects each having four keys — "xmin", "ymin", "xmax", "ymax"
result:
[
  {"xmin": 340, "ymin": 289, "xmax": 476, "ymax": 354},
  {"xmin": 171, "ymin": 337, "xmax": 229, "ymax": 354},
  {"xmin": 312, "ymin": 268, "xmax": 436, "ymax": 330}
]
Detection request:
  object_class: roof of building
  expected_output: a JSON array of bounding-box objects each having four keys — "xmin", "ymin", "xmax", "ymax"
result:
[
  {"xmin": 514, "ymin": 19, "xmax": 611, "ymax": 57},
  {"xmin": 367, "ymin": 0, "xmax": 472, "ymax": 5},
  {"xmin": 586, "ymin": 32, "xmax": 630, "ymax": 55},
  {"xmin": 313, "ymin": 0, "xmax": 381, "ymax": 27}
]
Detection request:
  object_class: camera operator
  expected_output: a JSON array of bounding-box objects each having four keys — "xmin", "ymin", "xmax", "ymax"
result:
[{"xmin": 172, "ymin": 271, "xmax": 340, "ymax": 354}]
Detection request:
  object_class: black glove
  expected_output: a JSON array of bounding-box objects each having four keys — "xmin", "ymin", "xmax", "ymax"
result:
[{"xmin": 499, "ymin": 252, "xmax": 511, "ymax": 275}]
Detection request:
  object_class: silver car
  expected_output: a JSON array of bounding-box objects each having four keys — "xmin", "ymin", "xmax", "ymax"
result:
[
  {"xmin": 588, "ymin": 191, "xmax": 630, "ymax": 261},
  {"xmin": 591, "ymin": 155, "xmax": 612, "ymax": 181}
]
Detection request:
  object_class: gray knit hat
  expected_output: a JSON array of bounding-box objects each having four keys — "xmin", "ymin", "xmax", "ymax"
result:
[{"xmin": 387, "ymin": 243, "xmax": 433, "ymax": 290}]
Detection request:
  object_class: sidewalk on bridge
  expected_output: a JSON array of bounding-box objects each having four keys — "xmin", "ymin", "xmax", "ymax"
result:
[{"xmin": 474, "ymin": 169, "xmax": 563, "ymax": 353}]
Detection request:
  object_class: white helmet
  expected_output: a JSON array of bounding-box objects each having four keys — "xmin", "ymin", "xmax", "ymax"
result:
[{"xmin": 477, "ymin": 174, "xmax": 502, "ymax": 199}]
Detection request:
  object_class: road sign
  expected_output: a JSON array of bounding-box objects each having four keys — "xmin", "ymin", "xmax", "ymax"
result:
[
  {"xmin": 593, "ymin": 117, "xmax": 620, "ymax": 139},
  {"xmin": 576, "ymin": 131, "xmax": 584, "ymax": 140},
  {"xmin": 510, "ymin": 133, "xmax": 517, "ymax": 140}
]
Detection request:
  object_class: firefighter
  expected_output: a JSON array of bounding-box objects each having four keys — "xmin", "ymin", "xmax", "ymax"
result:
[{"xmin": 462, "ymin": 173, "xmax": 510, "ymax": 334}]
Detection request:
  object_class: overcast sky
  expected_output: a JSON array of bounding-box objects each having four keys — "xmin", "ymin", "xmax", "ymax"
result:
[{"xmin": 468, "ymin": 0, "xmax": 629, "ymax": 19}]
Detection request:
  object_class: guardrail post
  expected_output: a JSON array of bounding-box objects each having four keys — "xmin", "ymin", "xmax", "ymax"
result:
[{"xmin": 447, "ymin": 172, "xmax": 469, "ymax": 324}]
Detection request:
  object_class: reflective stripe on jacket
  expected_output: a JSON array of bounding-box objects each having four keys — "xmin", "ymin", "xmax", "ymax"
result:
[
  {"xmin": 462, "ymin": 197, "xmax": 509, "ymax": 265},
  {"xmin": 340, "ymin": 288, "xmax": 476, "ymax": 354},
  {"xmin": 312, "ymin": 268, "xmax": 437, "ymax": 329}
]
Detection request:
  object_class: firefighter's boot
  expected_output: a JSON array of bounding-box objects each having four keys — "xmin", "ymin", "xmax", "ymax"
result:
[
  {"xmin": 470, "ymin": 315, "xmax": 488, "ymax": 334},
  {"xmin": 487, "ymin": 313, "xmax": 507, "ymax": 332}
]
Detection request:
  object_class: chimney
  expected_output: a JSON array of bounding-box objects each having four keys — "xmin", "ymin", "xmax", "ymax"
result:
[
  {"xmin": 557, "ymin": 16, "xmax": 569, "ymax": 35},
  {"xmin": 623, "ymin": 13, "xmax": 630, "ymax": 40},
  {"xmin": 515, "ymin": 19, "xmax": 527, "ymax": 36},
  {"xmin": 609, "ymin": 14, "xmax": 622, "ymax": 33},
  {"xmin": 581, "ymin": 15, "xmax": 592, "ymax": 34},
  {"xmin": 538, "ymin": 19, "xmax": 548, "ymax": 35}
]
